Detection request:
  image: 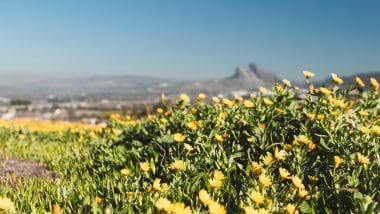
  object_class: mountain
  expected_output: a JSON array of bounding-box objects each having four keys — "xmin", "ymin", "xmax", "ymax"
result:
[
  {"xmin": 0, "ymin": 63, "xmax": 378, "ymax": 100},
  {"xmin": 178, "ymin": 63, "xmax": 280, "ymax": 94},
  {"xmin": 227, "ymin": 63, "xmax": 279, "ymax": 83}
]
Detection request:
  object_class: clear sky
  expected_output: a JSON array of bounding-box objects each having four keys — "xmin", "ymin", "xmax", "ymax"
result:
[{"xmin": 0, "ymin": 0, "xmax": 379, "ymax": 81}]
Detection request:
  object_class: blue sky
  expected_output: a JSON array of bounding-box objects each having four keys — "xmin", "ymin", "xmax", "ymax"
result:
[{"xmin": 0, "ymin": 0, "xmax": 379, "ymax": 81}]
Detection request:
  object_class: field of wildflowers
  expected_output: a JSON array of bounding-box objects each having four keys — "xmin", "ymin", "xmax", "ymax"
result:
[{"xmin": 0, "ymin": 72, "xmax": 379, "ymax": 213}]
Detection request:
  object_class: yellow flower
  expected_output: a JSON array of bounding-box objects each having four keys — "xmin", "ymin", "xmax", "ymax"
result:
[
  {"xmin": 291, "ymin": 175, "xmax": 305, "ymax": 189},
  {"xmin": 109, "ymin": 113, "xmax": 121, "ymax": 120},
  {"xmin": 249, "ymin": 191, "xmax": 265, "ymax": 204},
  {"xmin": 147, "ymin": 186, "xmax": 154, "ymax": 193},
  {"xmin": 170, "ymin": 202, "xmax": 192, "ymax": 214},
  {"xmin": 244, "ymin": 100, "xmax": 254, "ymax": 108},
  {"xmin": 0, "ymin": 197, "xmax": 15, "ymax": 212},
  {"xmin": 374, "ymin": 126, "xmax": 380, "ymax": 136},
  {"xmin": 285, "ymin": 203, "xmax": 299, "ymax": 214},
  {"xmin": 199, "ymin": 189, "xmax": 213, "ymax": 206},
  {"xmin": 234, "ymin": 95, "xmax": 244, "ymax": 103},
  {"xmin": 316, "ymin": 114, "xmax": 325, "ymax": 121},
  {"xmin": 266, "ymin": 199, "xmax": 273, "ymax": 207},
  {"xmin": 259, "ymin": 173, "xmax": 272, "ymax": 187},
  {"xmin": 222, "ymin": 98, "xmax": 234, "ymax": 107},
  {"xmin": 160, "ymin": 118, "xmax": 168, "ymax": 124},
  {"xmin": 213, "ymin": 170, "xmax": 225, "ymax": 181},
  {"xmin": 263, "ymin": 153, "xmax": 274, "ymax": 166},
  {"xmin": 334, "ymin": 156, "xmax": 344, "ymax": 168},
  {"xmin": 258, "ymin": 208, "xmax": 270, "ymax": 214},
  {"xmin": 333, "ymin": 99, "xmax": 347, "ymax": 109},
  {"xmin": 179, "ymin": 93, "xmax": 190, "ymax": 103},
  {"xmin": 247, "ymin": 137, "xmax": 255, "ymax": 143},
  {"xmin": 276, "ymin": 108, "xmax": 285, "ymax": 114},
  {"xmin": 212, "ymin": 96, "xmax": 220, "ymax": 103},
  {"xmin": 319, "ymin": 87, "xmax": 331, "ymax": 95},
  {"xmin": 331, "ymin": 111, "xmax": 340, "ymax": 117},
  {"xmin": 184, "ymin": 143, "xmax": 194, "ymax": 152},
  {"xmin": 259, "ymin": 123, "xmax": 266, "ymax": 129},
  {"xmin": 112, "ymin": 128, "xmax": 123, "ymax": 136},
  {"xmin": 126, "ymin": 191, "xmax": 134, "ymax": 201},
  {"xmin": 161, "ymin": 183, "xmax": 170, "ymax": 192},
  {"xmin": 259, "ymin": 87, "xmax": 268, "ymax": 94},
  {"xmin": 284, "ymin": 144, "xmax": 292, "ymax": 150},
  {"xmin": 360, "ymin": 126, "xmax": 371, "ymax": 134},
  {"xmin": 250, "ymin": 162, "xmax": 262, "ymax": 174},
  {"xmin": 308, "ymin": 175, "xmax": 319, "ymax": 182},
  {"xmin": 120, "ymin": 168, "xmax": 132, "ymax": 177},
  {"xmin": 215, "ymin": 134, "xmax": 223, "ymax": 143},
  {"xmin": 306, "ymin": 113, "xmax": 315, "ymax": 119},
  {"xmin": 156, "ymin": 108, "xmax": 164, "ymax": 113},
  {"xmin": 303, "ymin": 70, "xmax": 314, "ymax": 78},
  {"xmin": 283, "ymin": 79, "xmax": 292, "ymax": 87},
  {"xmin": 357, "ymin": 153, "xmax": 370, "ymax": 165},
  {"xmin": 153, "ymin": 178, "xmax": 162, "ymax": 191},
  {"xmin": 331, "ymin": 73, "xmax": 344, "ymax": 85},
  {"xmin": 186, "ymin": 121, "xmax": 197, "ymax": 130},
  {"xmin": 198, "ymin": 93, "xmax": 207, "ymax": 101},
  {"xmin": 355, "ymin": 77, "xmax": 365, "ymax": 87},
  {"xmin": 171, "ymin": 160, "xmax": 186, "ymax": 171},
  {"xmin": 279, "ymin": 167, "xmax": 291, "ymax": 179},
  {"xmin": 155, "ymin": 198, "xmax": 172, "ymax": 212},
  {"xmin": 299, "ymin": 189, "xmax": 311, "ymax": 200},
  {"xmin": 275, "ymin": 83, "xmax": 284, "ymax": 92},
  {"xmin": 173, "ymin": 133, "xmax": 186, "ymax": 143},
  {"xmin": 263, "ymin": 98, "xmax": 273, "ymax": 106},
  {"xmin": 243, "ymin": 206, "xmax": 258, "ymax": 214},
  {"xmin": 274, "ymin": 147, "xmax": 286, "ymax": 161},
  {"xmin": 370, "ymin": 77, "xmax": 379, "ymax": 90},
  {"xmin": 208, "ymin": 201, "xmax": 226, "ymax": 214},
  {"xmin": 307, "ymin": 142, "xmax": 316, "ymax": 151},
  {"xmin": 242, "ymin": 207, "xmax": 270, "ymax": 214},
  {"xmin": 209, "ymin": 177, "xmax": 223, "ymax": 189},
  {"xmin": 147, "ymin": 114, "xmax": 156, "ymax": 120},
  {"xmin": 53, "ymin": 204, "xmax": 61, "ymax": 214},
  {"xmin": 95, "ymin": 196, "xmax": 102, "ymax": 203},
  {"xmin": 218, "ymin": 112, "xmax": 228, "ymax": 120},
  {"xmin": 297, "ymin": 135, "xmax": 311, "ymax": 144},
  {"xmin": 139, "ymin": 162, "xmax": 150, "ymax": 172},
  {"xmin": 358, "ymin": 110, "xmax": 369, "ymax": 116}
]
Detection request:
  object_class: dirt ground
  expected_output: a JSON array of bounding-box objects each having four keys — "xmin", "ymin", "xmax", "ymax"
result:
[{"xmin": 0, "ymin": 157, "xmax": 57, "ymax": 180}]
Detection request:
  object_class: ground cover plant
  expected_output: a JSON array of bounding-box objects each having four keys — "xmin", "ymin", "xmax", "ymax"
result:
[{"xmin": 0, "ymin": 72, "xmax": 379, "ymax": 213}]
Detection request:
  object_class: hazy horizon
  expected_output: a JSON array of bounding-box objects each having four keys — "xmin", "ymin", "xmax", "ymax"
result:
[{"xmin": 0, "ymin": 0, "xmax": 379, "ymax": 81}]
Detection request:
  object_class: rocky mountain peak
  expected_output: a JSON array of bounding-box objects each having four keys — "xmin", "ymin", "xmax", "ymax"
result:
[{"xmin": 229, "ymin": 63, "xmax": 279, "ymax": 84}]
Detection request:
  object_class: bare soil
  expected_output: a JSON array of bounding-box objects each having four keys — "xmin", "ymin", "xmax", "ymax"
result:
[{"xmin": 0, "ymin": 157, "xmax": 57, "ymax": 180}]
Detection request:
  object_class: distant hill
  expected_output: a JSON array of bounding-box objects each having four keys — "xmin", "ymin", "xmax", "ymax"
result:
[
  {"xmin": 0, "ymin": 64, "xmax": 378, "ymax": 100},
  {"xmin": 0, "ymin": 75, "xmax": 175, "ymax": 99}
]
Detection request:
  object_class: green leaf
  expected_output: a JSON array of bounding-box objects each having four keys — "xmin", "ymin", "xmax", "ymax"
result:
[
  {"xmin": 300, "ymin": 201, "xmax": 312, "ymax": 214},
  {"xmin": 150, "ymin": 158, "xmax": 156, "ymax": 174},
  {"xmin": 319, "ymin": 138, "xmax": 331, "ymax": 151},
  {"xmin": 161, "ymin": 134, "xmax": 174, "ymax": 144}
]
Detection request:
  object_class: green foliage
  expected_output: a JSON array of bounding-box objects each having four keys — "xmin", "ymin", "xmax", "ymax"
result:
[{"xmin": 0, "ymin": 78, "xmax": 379, "ymax": 213}]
